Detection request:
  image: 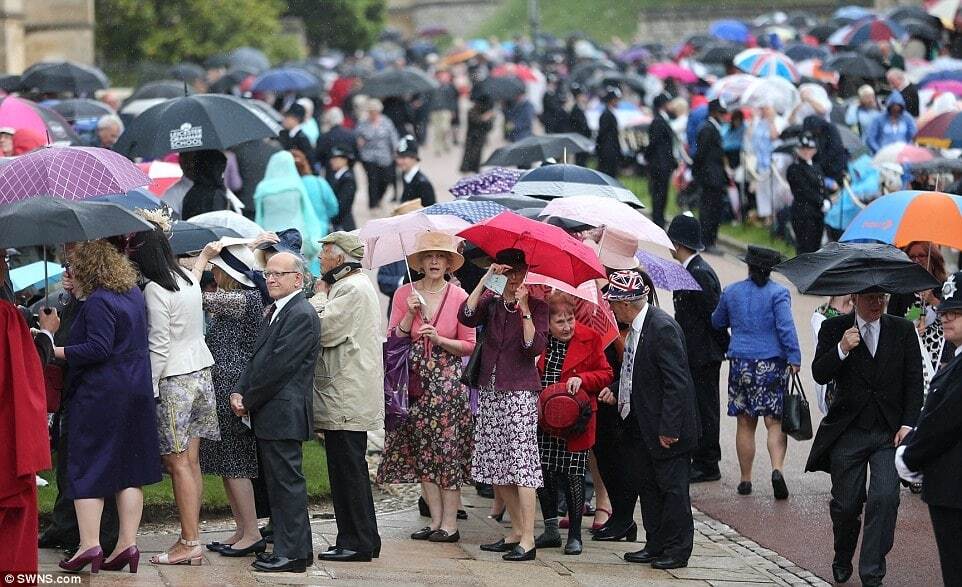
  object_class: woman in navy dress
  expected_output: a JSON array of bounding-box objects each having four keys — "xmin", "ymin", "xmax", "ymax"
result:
[{"xmin": 51, "ymin": 239, "xmax": 163, "ymax": 573}]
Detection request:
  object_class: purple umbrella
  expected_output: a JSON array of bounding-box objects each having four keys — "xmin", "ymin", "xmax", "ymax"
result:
[
  {"xmin": 635, "ymin": 250, "xmax": 701, "ymax": 291},
  {"xmin": 0, "ymin": 146, "xmax": 148, "ymax": 205},
  {"xmin": 450, "ymin": 167, "xmax": 525, "ymax": 197}
]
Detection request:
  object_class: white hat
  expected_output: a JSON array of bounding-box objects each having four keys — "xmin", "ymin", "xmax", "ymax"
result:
[{"xmin": 209, "ymin": 238, "xmax": 259, "ymax": 287}]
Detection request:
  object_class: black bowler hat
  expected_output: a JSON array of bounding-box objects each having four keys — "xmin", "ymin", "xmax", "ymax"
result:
[
  {"xmin": 653, "ymin": 93, "xmax": 671, "ymax": 110},
  {"xmin": 603, "ymin": 86, "xmax": 622, "ymax": 103},
  {"xmin": 738, "ymin": 245, "xmax": 784, "ymax": 270},
  {"xmin": 329, "ymin": 145, "xmax": 355, "ymax": 161},
  {"xmin": 666, "ymin": 213, "xmax": 705, "ymax": 252},
  {"xmin": 285, "ymin": 103, "xmax": 306, "ymax": 122},
  {"xmin": 798, "ymin": 131, "xmax": 817, "ymax": 149},
  {"xmin": 495, "ymin": 248, "xmax": 527, "ymax": 269},
  {"xmin": 396, "ymin": 134, "xmax": 419, "ymax": 159},
  {"xmin": 938, "ymin": 271, "xmax": 962, "ymax": 313}
]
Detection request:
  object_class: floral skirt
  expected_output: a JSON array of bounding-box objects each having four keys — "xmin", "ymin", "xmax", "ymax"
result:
[
  {"xmin": 376, "ymin": 344, "xmax": 474, "ymax": 490},
  {"xmin": 471, "ymin": 370, "xmax": 543, "ymax": 488},
  {"xmin": 727, "ymin": 357, "xmax": 788, "ymax": 418},
  {"xmin": 156, "ymin": 367, "xmax": 220, "ymax": 455}
]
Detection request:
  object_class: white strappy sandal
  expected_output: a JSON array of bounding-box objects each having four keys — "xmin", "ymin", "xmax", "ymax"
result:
[{"xmin": 150, "ymin": 537, "xmax": 203, "ymax": 566}]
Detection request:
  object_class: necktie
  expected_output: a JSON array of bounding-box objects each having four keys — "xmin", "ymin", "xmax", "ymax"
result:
[
  {"xmin": 861, "ymin": 322, "xmax": 877, "ymax": 357},
  {"xmin": 263, "ymin": 303, "xmax": 276, "ymax": 325},
  {"xmin": 618, "ymin": 329, "xmax": 637, "ymax": 420}
]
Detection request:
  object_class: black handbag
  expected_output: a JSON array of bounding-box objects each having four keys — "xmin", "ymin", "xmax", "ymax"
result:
[
  {"xmin": 459, "ymin": 328, "xmax": 484, "ymax": 387},
  {"xmin": 782, "ymin": 371, "xmax": 813, "ymax": 441}
]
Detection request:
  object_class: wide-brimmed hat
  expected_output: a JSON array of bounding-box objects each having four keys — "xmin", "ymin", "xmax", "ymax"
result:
[
  {"xmin": 938, "ymin": 272, "xmax": 962, "ymax": 313},
  {"xmin": 393, "ymin": 199, "xmax": 423, "ymax": 216},
  {"xmin": 319, "ymin": 231, "xmax": 365, "ymax": 260},
  {"xmin": 587, "ymin": 230, "xmax": 639, "ymax": 270},
  {"xmin": 738, "ymin": 245, "xmax": 784, "ymax": 270},
  {"xmin": 495, "ymin": 248, "xmax": 527, "ymax": 270},
  {"xmin": 602, "ymin": 269, "xmax": 650, "ymax": 301},
  {"xmin": 538, "ymin": 382, "xmax": 592, "ymax": 438},
  {"xmin": 209, "ymin": 238, "xmax": 259, "ymax": 287},
  {"xmin": 406, "ymin": 232, "xmax": 464, "ymax": 273},
  {"xmin": 666, "ymin": 213, "xmax": 705, "ymax": 252}
]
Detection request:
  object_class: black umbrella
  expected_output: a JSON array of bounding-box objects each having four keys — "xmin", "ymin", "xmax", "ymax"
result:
[
  {"xmin": 570, "ymin": 60, "xmax": 618, "ymax": 84},
  {"xmin": 207, "ymin": 68, "xmax": 255, "ymax": 94},
  {"xmin": 50, "ymin": 98, "xmax": 115, "ymax": 122},
  {"xmin": 483, "ymin": 134, "xmax": 594, "ymax": 167},
  {"xmin": 906, "ymin": 158, "xmax": 962, "ymax": 175},
  {"xmin": 783, "ymin": 43, "xmax": 829, "ymax": 62},
  {"xmin": 20, "ymin": 61, "xmax": 109, "ymax": 95},
  {"xmin": 474, "ymin": 76, "xmax": 525, "ymax": 101},
  {"xmin": 901, "ymin": 19, "xmax": 941, "ymax": 42},
  {"xmin": 887, "ymin": 6, "xmax": 942, "ymax": 28},
  {"xmin": 699, "ymin": 44, "xmax": 742, "ymax": 64},
  {"xmin": 361, "ymin": 67, "xmax": 437, "ymax": 98},
  {"xmin": 0, "ymin": 196, "xmax": 154, "ymax": 248},
  {"xmin": 465, "ymin": 193, "xmax": 548, "ymax": 210},
  {"xmin": 0, "ymin": 74, "xmax": 20, "ymax": 93},
  {"xmin": 114, "ymin": 93, "xmax": 280, "ymax": 160},
  {"xmin": 168, "ymin": 220, "xmax": 240, "ymax": 255},
  {"xmin": 167, "ymin": 62, "xmax": 206, "ymax": 83},
  {"xmin": 127, "ymin": 80, "xmax": 192, "ymax": 103},
  {"xmin": 776, "ymin": 242, "xmax": 941, "ymax": 295},
  {"xmin": 598, "ymin": 72, "xmax": 647, "ymax": 95},
  {"xmin": 808, "ymin": 24, "xmax": 841, "ymax": 43},
  {"xmin": 514, "ymin": 207, "xmax": 593, "ymax": 232},
  {"xmin": 511, "ymin": 164, "xmax": 642, "ymax": 207},
  {"xmin": 29, "ymin": 102, "xmax": 84, "ymax": 144},
  {"xmin": 204, "ymin": 54, "xmax": 230, "ymax": 69},
  {"xmin": 824, "ymin": 53, "xmax": 886, "ymax": 79},
  {"xmin": 229, "ymin": 47, "xmax": 270, "ymax": 74}
]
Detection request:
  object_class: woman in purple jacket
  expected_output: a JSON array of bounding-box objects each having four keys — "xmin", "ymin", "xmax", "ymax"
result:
[{"xmin": 459, "ymin": 248, "xmax": 549, "ymax": 562}]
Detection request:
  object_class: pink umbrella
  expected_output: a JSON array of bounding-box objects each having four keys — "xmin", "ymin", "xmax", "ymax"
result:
[
  {"xmin": 525, "ymin": 273, "xmax": 618, "ymax": 348},
  {"xmin": 872, "ymin": 142, "xmax": 935, "ymax": 166},
  {"xmin": 359, "ymin": 212, "xmax": 469, "ymax": 270},
  {"xmin": 0, "ymin": 96, "xmax": 80, "ymax": 144},
  {"xmin": 539, "ymin": 195, "xmax": 675, "ymax": 249},
  {"xmin": 922, "ymin": 79, "xmax": 962, "ymax": 96},
  {"xmin": 648, "ymin": 63, "xmax": 699, "ymax": 84}
]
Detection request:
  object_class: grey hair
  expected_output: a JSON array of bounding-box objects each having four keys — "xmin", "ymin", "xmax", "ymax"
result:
[
  {"xmin": 365, "ymin": 98, "xmax": 383, "ymax": 113},
  {"xmin": 273, "ymin": 251, "xmax": 307, "ymax": 276},
  {"xmin": 324, "ymin": 107, "xmax": 345, "ymax": 126},
  {"xmin": 97, "ymin": 114, "xmax": 124, "ymax": 132},
  {"xmin": 325, "ymin": 242, "xmax": 362, "ymax": 260}
]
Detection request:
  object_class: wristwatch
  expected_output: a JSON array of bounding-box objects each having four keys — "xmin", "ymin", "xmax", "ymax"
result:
[{"xmin": 522, "ymin": 313, "xmax": 532, "ymax": 320}]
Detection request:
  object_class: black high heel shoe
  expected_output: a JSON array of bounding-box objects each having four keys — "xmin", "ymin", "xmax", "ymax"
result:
[{"xmin": 591, "ymin": 522, "xmax": 637, "ymax": 542}]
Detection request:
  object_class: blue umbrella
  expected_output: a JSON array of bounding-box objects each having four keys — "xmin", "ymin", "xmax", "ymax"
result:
[
  {"xmin": 709, "ymin": 20, "xmax": 750, "ymax": 44},
  {"xmin": 251, "ymin": 68, "xmax": 320, "ymax": 93},
  {"xmin": 9, "ymin": 261, "xmax": 64, "ymax": 292},
  {"xmin": 90, "ymin": 188, "xmax": 163, "ymax": 211},
  {"xmin": 834, "ymin": 6, "xmax": 874, "ymax": 21},
  {"xmin": 919, "ymin": 70, "xmax": 962, "ymax": 87},
  {"xmin": 422, "ymin": 200, "xmax": 507, "ymax": 223}
]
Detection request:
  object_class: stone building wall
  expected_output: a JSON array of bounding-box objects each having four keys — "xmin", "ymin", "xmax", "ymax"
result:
[{"xmin": 0, "ymin": 0, "xmax": 94, "ymax": 73}]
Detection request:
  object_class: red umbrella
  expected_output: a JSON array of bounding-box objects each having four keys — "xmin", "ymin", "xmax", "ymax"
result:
[
  {"xmin": 457, "ymin": 211, "xmax": 605, "ymax": 287},
  {"xmin": 492, "ymin": 63, "xmax": 538, "ymax": 83},
  {"xmin": 525, "ymin": 273, "xmax": 618, "ymax": 347}
]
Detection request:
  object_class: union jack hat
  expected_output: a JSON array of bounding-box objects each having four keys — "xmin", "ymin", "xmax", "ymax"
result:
[{"xmin": 602, "ymin": 269, "xmax": 650, "ymax": 301}]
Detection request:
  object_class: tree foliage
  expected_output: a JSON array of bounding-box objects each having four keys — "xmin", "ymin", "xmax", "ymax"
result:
[
  {"xmin": 286, "ymin": 0, "xmax": 386, "ymax": 54},
  {"xmin": 95, "ymin": 0, "xmax": 303, "ymax": 65}
]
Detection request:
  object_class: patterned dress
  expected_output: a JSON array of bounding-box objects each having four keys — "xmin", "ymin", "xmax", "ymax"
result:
[
  {"xmin": 472, "ymin": 369, "xmax": 543, "ymax": 488},
  {"xmin": 538, "ymin": 336, "xmax": 588, "ymax": 476},
  {"xmin": 199, "ymin": 288, "xmax": 263, "ymax": 478},
  {"xmin": 727, "ymin": 358, "xmax": 789, "ymax": 418}
]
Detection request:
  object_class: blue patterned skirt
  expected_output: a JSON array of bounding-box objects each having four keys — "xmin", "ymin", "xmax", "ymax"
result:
[{"xmin": 727, "ymin": 358, "xmax": 789, "ymax": 418}]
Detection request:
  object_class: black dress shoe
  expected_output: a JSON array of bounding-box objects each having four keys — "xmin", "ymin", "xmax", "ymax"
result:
[
  {"xmin": 624, "ymin": 548, "xmax": 662, "ymax": 564},
  {"xmin": 591, "ymin": 522, "xmax": 638, "ymax": 542},
  {"xmin": 220, "ymin": 538, "xmax": 268, "ymax": 557},
  {"xmin": 651, "ymin": 556, "xmax": 688, "ymax": 569},
  {"xmin": 411, "ymin": 526, "xmax": 436, "ymax": 540},
  {"xmin": 428, "ymin": 529, "xmax": 460, "ymax": 543},
  {"xmin": 457, "ymin": 509, "xmax": 468, "ymax": 520},
  {"xmin": 690, "ymin": 469, "xmax": 722, "ymax": 483},
  {"xmin": 563, "ymin": 537, "xmax": 582, "ymax": 555},
  {"xmin": 832, "ymin": 561, "xmax": 853, "ymax": 583},
  {"xmin": 534, "ymin": 533, "xmax": 562, "ymax": 548},
  {"xmin": 206, "ymin": 541, "xmax": 233, "ymax": 552},
  {"xmin": 318, "ymin": 547, "xmax": 373, "ymax": 562},
  {"xmin": 737, "ymin": 481, "xmax": 753, "ymax": 495},
  {"xmin": 772, "ymin": 470, "xmax": 789, "ymax": 500},
  {"xmin": 480, "ymin": 538, "xmax": 519, "ymax": 552},
  {"xmin": 252, "ymin": 555, "xmax": 308, "ymax": 573},
  {"xmin": 502, "ymin": 545, "xmax": 536, "ymax": 561}
]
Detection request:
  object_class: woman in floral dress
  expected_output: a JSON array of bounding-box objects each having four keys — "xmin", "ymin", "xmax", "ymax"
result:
[{"xmin": 377, "ymin": 232, "xmax": 476, "ymax": 543}]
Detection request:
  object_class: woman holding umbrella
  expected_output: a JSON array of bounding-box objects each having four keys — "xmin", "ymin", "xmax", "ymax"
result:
[{"xmin": 459, "ymin": 249, "xmax": 549, "ymax": 562}]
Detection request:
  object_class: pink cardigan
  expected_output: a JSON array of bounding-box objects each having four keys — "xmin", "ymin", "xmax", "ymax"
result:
[{"xmin": 389, "ymin": 282, "xmax": 476, "ymax": 357}]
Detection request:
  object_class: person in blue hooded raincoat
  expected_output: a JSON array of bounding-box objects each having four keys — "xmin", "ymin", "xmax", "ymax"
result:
[
  {"xmin": 864, "ymin": 91, "xmax": 917, "ymax": 154},
  {"xmin": 254, "ymin": 151, "xmax": 324, "ymax": 262}
]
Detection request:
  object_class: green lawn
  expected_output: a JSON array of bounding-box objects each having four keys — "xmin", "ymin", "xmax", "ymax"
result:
[
  {"xmin": 38, "ymin": 441, "xmax": 330, "ymax": 522},
  {"xmin": 620, "ymin": 175, "xmax": 796, "ymax": 257}
]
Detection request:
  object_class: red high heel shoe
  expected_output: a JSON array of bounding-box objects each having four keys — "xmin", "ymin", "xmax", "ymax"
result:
[
  {"xmin": 591, "ymin": 507, "xmax": 612, "ymax": 531},
  {"xmin": 58, "ymin": 545, "xmax": 104, "ymax": 573},
  {"xmin": 101, "ymin": 545, "xmax": 140, "ymax": 573}
]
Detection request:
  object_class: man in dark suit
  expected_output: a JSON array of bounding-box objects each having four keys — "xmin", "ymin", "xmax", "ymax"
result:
[
  {"xmin": 807, "ymin": 291, "xmax": 923, "ymax": 586},
  {"xmin": 568, "ymin": 84, "xmax": 591, "ymax": 167},
  {"xmin": 327, "ymin": 147, "xmax": 358, "ymax": 232},
  {"xmin": 897, "ymin": 272, "xmax": 962, "ymax": 586},
  {"xmin": 886, "ymin": 69, "xmax": 919, "ymax": 118},
  {"xmin": 395, "ymin": 135, "xmax": 436, "ymax": 206},
  {"xmin": 668, "ymin": 214, "xmax": 729, "ymax": 483},
  {"xmin": 604, "ymin": 269, "xmax": 698, "ymax": 570},
  {"xmin": 279, "ymin": 103, "xmax": 316, "ymax": 167},
  {"xmin": 645, "ymin": 94, "xmax": 678, "ymax": 229},
  {"xmin": 230, "ymin": 252, "xmax": 321, "ymax": 574},
  {"xmin": 692, "ymin": 99, "xmax": 729, "ymax": 252},
  {"xmin": 596, "ymin": 87, "xmax": 622, "ymax": 178}
]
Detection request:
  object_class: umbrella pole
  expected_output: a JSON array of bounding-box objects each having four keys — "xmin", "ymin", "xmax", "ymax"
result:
[{"xmin": 43, "ymin": 247, "xmax": 48, "ymax": 309}]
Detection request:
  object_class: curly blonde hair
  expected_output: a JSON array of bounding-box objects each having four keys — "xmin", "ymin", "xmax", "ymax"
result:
[{"xmin": 70, "ymin": 239, "xmax": 139, "ymax": 298}]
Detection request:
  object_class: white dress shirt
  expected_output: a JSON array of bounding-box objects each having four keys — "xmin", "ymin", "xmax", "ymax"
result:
[
  {"xmin": 403, "ymin": 165, "xmax": 420, "ymax": 184},
  {"xmin": 681, "ymin": 253, "xmax": 699, "ymax": 271},
  {"xmin": 270, "ymin": 290, "xmax": 300, "ymax": 324},
  {"xmin": 837, "ymin": 315, "xmax": 880, "ymax": 360}
]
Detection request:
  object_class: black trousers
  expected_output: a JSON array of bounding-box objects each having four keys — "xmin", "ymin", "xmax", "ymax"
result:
[
  {"xmin": 362, "ymin": 162, "xmax": 393, "ymax": 208},
  {"xmin": 829, "ymin": 425, "xmax": 900, "ymax": 584},
  {"xmin": 691, "ymin": 361, "xmax": 722, "ymax": 473},
  {"xmin": 324, "ymin": 430, "xmax": 380, "ymax": 554},
  {"xmin": 332, "ymin": 186, "xmax": 357, "ymax": 232},
  {"xmin": 699, "ymin": 185, "xmax": 725, "ymax": 248},
  {"xmin": 259, "ymin": 439, "xmax": 312, "ymax": 560},
  {"xmin": 648, "ymin": 167, "xmax": 672, "ymax": 229},
  {"xmin": 792, "ymin": 211, "xmax": 824, "ymax": 255},
  {"xmin": 623, "ymin": 426, "xmax": 694, "ymax": 561},
  {"xmin": 592, "ymin": 406, "xmax": 639, "ymax": 531},
  {"xmin": 929, "ymin": 504, "xmax": 962, "ymax": 587}
]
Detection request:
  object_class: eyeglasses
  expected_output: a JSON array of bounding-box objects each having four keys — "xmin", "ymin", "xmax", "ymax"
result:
[
  {"xmin": 942, "ymin": 310, "xmax": 961, "ymax": 323},
  {"xmin": 263, "ymin": 270, "xmax": 300, "ymax": 280}
]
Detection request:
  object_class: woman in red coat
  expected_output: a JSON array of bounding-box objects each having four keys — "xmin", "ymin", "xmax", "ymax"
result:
[{"xmin": 534, "ymin": 293, "xmax": 613, "ymax": 555}]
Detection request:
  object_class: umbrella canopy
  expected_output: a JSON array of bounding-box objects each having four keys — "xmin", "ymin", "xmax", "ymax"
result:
[
  {"xmin": 168, "ymin": 220, "xmax": 240, "ymax": 256},
  {"xmin": 697, "ymin": 43, "xmax": 743, "ymax": 65},
  {"xmin": 647, "ymin": 63, "xmax": 699, "ymax": 84},
  {"xmin": 0, "ymin": 146, "xmax": 148, "ymax": 205},
  {"xmin": 901, "ymin": 18, "xmax": 941, "ymax": 41},
  {"xmin": 916, "ymin": 111, "xmax": 962, "ymax": 148},
  {"xmin": 839, "ymin": 190, "xmax": 962, "ymax": 250},
  {"xmin": 246, "ymin": 99, "xmax": 284, "ymax": 124},
  {"xmin": 136, "ymin": 160, "xmax": 182, "ymax": 196},
  {"xmin": 49, "ymin": 98, "xmax": 114, "ymax": 122},
  {"xmin": 635, "ymin": 250, "xmax": 701, "ymax": 291},
  {"xmin": 920, "ymin": 79, "xmax": 962, "ymax": 95},
  {"xmin": 90, "ymin": 188, "xmax": 163, "ymax": 211},
  {"xmin": 114, "ymin": 94, "xmax": 280, "ymax": 159},
  {"xmin": 167, "ymin": 63, "xmax": 205, "ymax": 83},
  {"xmin": 483, "ymin": 134, "xmax": 594, "ymax": 167},
  {"xmin": 0, "ymin": 74, "xmax": 19, "ymax": 93},
  {"xmin": 9, "ymin": 261, "xmax": 64, "ymax": 292},
  {"xmin": 829, "ymin": 16, "xmax": 908, "ymax": 46},
  {"xmin": 808, "ymin": 23, "xmax": 842, "ymax": 43},
  {"xmin": 511, "ymin": 164, "xmax": 641, "ymax": 208},
  {"xmin": 0, "ymin": 96, "xmax": 81, "ymax": 145},
  {"xmin": 734, "ymin": 48, "xmax": 800, "ymax": 82},
  {"xmin": 119, "ymin": 98, "xmax": 169, "ymax": 126},
  {"xmin": 906, "ymin": 157, "xmax": 962, "ymax": 174},
  {"xmin": 776, "ymin": 241, "xmax": 941, "ymax": 295},
  {"xmin": 783, "ymin": 43, "xmax": 830, "ymax": 62},
  {"xmin": 19, "ymin": 60, "xmax": 108, "ymax": 95},
  {"xmin": 251, "ymin": 67, "xmax": 321, "ymax": 94},
  {"xmin": 823, "ymin": 53, "xmax": 887, "ymax": 79},
  {"xmin": 358, "ymin": 212, "xmax": 469, "ymax": 269},
  {"xmin": 464, "ymin": 193, "xmax": 548, "ymax": 210},
  {"xmin": 796, "ymin": 59, "xmax": 841, "ymax": 85},
  {"xmin": 189, "ymin": 210, "xmax": 263, "ymax": 238},
  {"xmin": 709, "ymin": 20, "xmax": 751, "ymax": 43},
  {"xmin": 0, "ymin": 196, "xmax": 154, "ymax": 248},
  {"xmin": 540, "ymin": 196, "xmax": 673, "ymax": 249},
  {"xmin": 450, "ymin": 167, "xmax": 525, "ymax": 197},
  {"xmin": 474, "ymin": 76, "xmax": 525, "ymax": 101},
  {"xmin": 127, "ymin": 80, "xmax": 193, "ymax": 102},
  {"xmin": 871, "ymin": 142, "xmax": 934, "ymax": 166},
  {"xmin": 525, "ymin": 273, "xmax": 618, "ymax": 347},
  {"xmin": 361, "ymin": 67, "xmax": 437, "ymax": 98},
  {"xmin": 457, "ymin": 211, "xmax": 605, "ymax": 287},
  {"xmin": 421, "ymin": 200, "xmax": 507, "ymax": 223},
  {"xmin": 229, "ymin": 47, "xmax": 271, "ymax": 73},
  {"xmin": 491, "ymin": 63, "xmax": 539, "ymax": 83}
]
